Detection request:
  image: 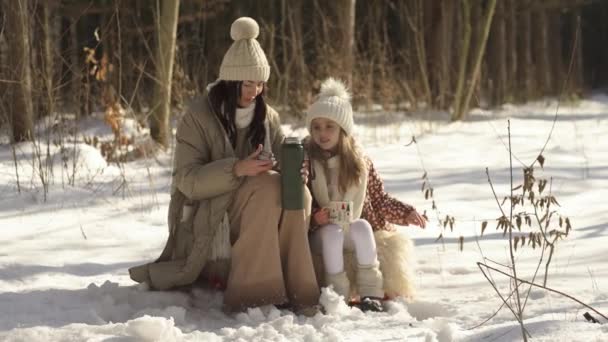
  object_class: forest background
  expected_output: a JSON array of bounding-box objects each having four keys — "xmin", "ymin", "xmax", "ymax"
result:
[{"xmin": 2, "ymin": 0, "xmax": 607, "ymax": 148}]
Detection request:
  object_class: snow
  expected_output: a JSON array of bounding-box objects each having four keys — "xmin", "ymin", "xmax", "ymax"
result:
[{"xmin": 1, "ymin": 94, "xmax": 608, "ymax": 341}]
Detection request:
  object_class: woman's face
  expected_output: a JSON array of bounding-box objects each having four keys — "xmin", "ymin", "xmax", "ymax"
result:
[
  {"xmin": 238, "ymin": 80, "xmax": 264, "ymax": 107},
  {"xmin": 311, "ymin": 117, "xmax": 341, "ymax": 152}
]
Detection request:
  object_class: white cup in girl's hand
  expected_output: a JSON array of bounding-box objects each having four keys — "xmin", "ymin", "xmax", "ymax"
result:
[{"xmin": 328, "ymin": 201, "xmax": 353, "ymax": 225}]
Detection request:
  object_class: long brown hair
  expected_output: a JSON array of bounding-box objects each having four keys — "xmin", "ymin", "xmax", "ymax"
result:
[
  {"xmin": 308, "ymin": 129, "xmax": 366, "ymax": 194},
  {"xmin": 208, "ymin": 80, "xmax": 267, "ymax": 149}
]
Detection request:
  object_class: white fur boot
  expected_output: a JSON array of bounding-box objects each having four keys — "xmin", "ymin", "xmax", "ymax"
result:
[
  {"xmin": 356, "ymin": 263, "xmax": 384, "ymax": 299},
  {"xmin": 326, "ymin": 271, "xmax": 351, "ymax": 301}
]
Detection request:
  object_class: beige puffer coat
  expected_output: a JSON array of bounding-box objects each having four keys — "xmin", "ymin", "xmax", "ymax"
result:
[{"xmin": 129, "ymin": 94, "xmax": 284, "ymax": 290}]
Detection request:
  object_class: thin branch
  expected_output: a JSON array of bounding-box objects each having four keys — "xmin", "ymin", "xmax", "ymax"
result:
[
  {"xmin": 469, "ymin": 234, "xmax": 505, "ymax": 330},
  {"xmin": 477, "ymin": 263, "xmax": 531, "ymax": 337},
  {"xmin": 0, "ymin": 79, "xmax": 21, "ymax": 84},
  {"xmin": 486, "ymin": 168, "xmax": 510, "ymax": 220},
  {"xmin": 468, "ymin": 281, "xmax": 527, "ymax": 330},
  {"xmin": 486, "ymin": 120, "xmax": 526, "ymax": 167},
  {"xmin": 508, "ymin": 120, "xmax": 527, "ymax": 340},
  {"xmin": 479, "ymin": 262, "xmax": 608, "ymax": 322},
  {"xmin": 11, "ymin": 144, "xmax": 21, "ymax": 193}
]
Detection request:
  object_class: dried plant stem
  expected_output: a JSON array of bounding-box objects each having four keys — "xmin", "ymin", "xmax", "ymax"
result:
[
  {"xmin": 468, "ymin": 275, "xmax": 527, "ymax": 331},
  {"xmin": 474, "ymin": 19, "xmax": 582, "ymax": 340},
  {"xmin": 479, "ymin": 262, "xmax": 608, "ymax": 322},
  {"xmin": 476, "ymin": 262, "xmax": 531, "ymax": 338},
  {"xmin": 530, "ymin": 183, "xmax": 560, "ymax": 287},
  {"xmin": 507, "ymin": 120, "xmax": 527, "ymax": 340},
  {"xmin": 543, "ymin": 244, "xmax": 556, "ymax": 286},
  {"xmin": 521, "ymin": 238, "xmax": 549, "ymax": 313}
]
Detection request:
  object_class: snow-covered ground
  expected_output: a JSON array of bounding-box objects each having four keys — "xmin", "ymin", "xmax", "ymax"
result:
[{"xmin": 1, "ymin": 95, "xmax": 607, "ymax": 341}]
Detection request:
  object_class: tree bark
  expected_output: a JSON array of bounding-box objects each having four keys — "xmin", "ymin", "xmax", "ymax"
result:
[
  {"xmin": 489, "ymin": 0, "xmax": 507, "ymax": 106},
  {"xmin": 433, "ymin": 0, "xmax": 453, "ymax": 109},
  {"xmin": 451, "ymin": 0, "xmax": 471, "ymax": 121},
  {"xmin": 533, "ymin": 8, "xmax": 551, "ymax": 96},
  {"xmin": 150, "ymin": 0, "xmax": 180, "ymax": 148},
  {"xmin": 517, "ymin": 0, "xmax": 533, "ymax": 101},
  {"xmin": 40, "ymin": 1, "xmax": 55, "ymax": 117},
  {"xmin": 3, "ymin": 0, "xmax": 34, "ymax": 142},
  {"xmin": 413, "ymin": 0, "xmax": 432, "ymax": 106},
  {"xmin": 68, "ymin": 17, "xmax": 83, "ymax": 117},
  {"xmin": 549, "ymin": 11, "xmax": 564, "ymax": 94},
  {"xmin": 336, "ymin": 0, "xmax": 356, "ymax": 86},
  {"xmin": 453, "ymin": 0, "xmax": 497, "ymax": 121},
  {"xmin": 571, "ymin": 10, "xmax": 584, "ymax": 94},
  {"xmin": 506, "ymin": 0, "xmax": 518, "ymax": 101}
]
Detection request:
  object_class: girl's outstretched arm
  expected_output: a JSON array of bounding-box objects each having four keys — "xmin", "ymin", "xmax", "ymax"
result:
[{"xmin": 366, "ymin": 157, "xmax": 421, "ymax": 227}]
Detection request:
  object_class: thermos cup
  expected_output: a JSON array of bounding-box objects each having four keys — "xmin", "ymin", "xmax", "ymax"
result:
[{"xmin": 280, "ymin": 137, "xmax": 305, "ymax": 210}]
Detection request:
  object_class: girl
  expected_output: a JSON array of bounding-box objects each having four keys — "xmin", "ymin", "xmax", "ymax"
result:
[{"xmin": 306, "ymin": 78, "xmax": 426, "ymax": 312}]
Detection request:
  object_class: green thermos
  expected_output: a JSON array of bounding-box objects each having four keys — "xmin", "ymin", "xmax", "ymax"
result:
[{"xmin": 281, "ymin": 137, "xmax": 305, "ymax": 210}]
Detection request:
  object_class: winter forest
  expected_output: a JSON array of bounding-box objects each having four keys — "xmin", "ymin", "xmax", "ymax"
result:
[{"xmin": 1, "ymin": 0, "xmax": 608, "ymax": 341}]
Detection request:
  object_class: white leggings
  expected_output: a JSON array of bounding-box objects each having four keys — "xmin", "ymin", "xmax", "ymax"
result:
[{"xmin": 311, "ymin": 219, "xmax": 378, "ymax": 275}]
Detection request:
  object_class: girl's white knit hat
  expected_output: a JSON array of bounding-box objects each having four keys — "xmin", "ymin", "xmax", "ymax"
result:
[
  {"xmin": 306, "ymin": 78, "xmax": 354, "ymax": 135},
  {"xmin": 219, "ymin": 17, "xmax": 270, "ymax": 82}
]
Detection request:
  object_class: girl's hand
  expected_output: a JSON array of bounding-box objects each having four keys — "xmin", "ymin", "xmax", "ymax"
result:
[
  {"xmin": 301, "ymin": 159, "xmax": 310, "ymax": 184},
  {"xmin": 233, "ymin": 145, "xmax": 274, "ymax": 177},
  {"xmin": 313, "ymin": 208, "xmax": 330, "ymax": 226},
  {"xmin": 405, "ymin": 210, "xmax": 427, "ymax": 228}
]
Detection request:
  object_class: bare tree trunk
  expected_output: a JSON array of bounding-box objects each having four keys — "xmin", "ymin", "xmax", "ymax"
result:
[
  {"xmin": 412, "ymin": 0, "xmax": 432, "ymax": 106},
  {"xmin": 470, "ymin": 1, "xmax": 484, "ymax": 108},
  {"xmin": 69, "ymin": 17, "xmax": 83, "ymax": 117},
  {"xmin": 489, "ymin": 0, "xmax": 507, "ymax": 106},
  {"xmin": 453, "ymin": 0, "xmax": 497, "ymax": 121},
  {"xmin": 0, "ymin": 17, "xmax": 6, "ymax": 122},
  {"xmin": 432, "ymin": 0, "xmax": 453, "ymax": 109},
  {"xmin": 150, "ymin": 0, "xmax": 180, "ymax": 148},
  {"xmin": 337, "ymin": 0, "xmax": 356, "ymax": 86},
  {"xmin": 40, "ymin": 1, "xmax": 55, "ymax": 117},
  {"xmin": 393, "ymin": 0, "xmax": 418, "ymax": 110},
  {"xmin": 571, "ymin": 10, "xmax": 584, "ymax": 94},
  {"xmin": 517, "ymin": 0, "xmax": 533, "ymax": 102},
  {"xmin": 287, "ymin": 0, "xmax": 312, "ymax": 111},
  {"xmin": 3, "ymin": 0, "xmax": 34, "ymax": 142},
  {"xmin": 279, "ymin": 0, "xmax": 289, "ymax": 106},
  {"xmin": 549, "ymin": 11, "xmax": 563, "ymax": 95},
  {"xmin": 506, "ymin": 0, "xmax": 517, "ymax": 101},
  {"xmin": 451, "ymin": 0, "xmax": 471, "ymax": 121},
  {"xmin": 533, "ymin": 8, "xmax": 551, "ymax": 96}
]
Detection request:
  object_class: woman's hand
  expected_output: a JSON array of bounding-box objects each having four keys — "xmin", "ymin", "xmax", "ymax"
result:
[
  {"xmin": 313, "ymin": 208, "xmax": 330, "ymax": 226},
  {"xmin": 405, "ymin": 210, "xmax": 427, "ymax": 228},
  {"xmin": 233, "ymin": 145, "xmax": 274, "ymax": 177}
]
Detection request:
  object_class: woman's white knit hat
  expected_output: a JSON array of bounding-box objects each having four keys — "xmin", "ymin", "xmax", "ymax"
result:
[
  {"xmin": 219, "ymin": 17, "xmax": 270, "ymax": 82},
  {"xmin": 306, "ymin": 78, "xmax": 354, "ymax": 135}
]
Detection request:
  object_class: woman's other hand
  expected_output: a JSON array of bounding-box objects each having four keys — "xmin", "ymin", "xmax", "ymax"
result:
[{"xmin": 233, "ymin": 145, "xmax": 274, "ymax": 177}]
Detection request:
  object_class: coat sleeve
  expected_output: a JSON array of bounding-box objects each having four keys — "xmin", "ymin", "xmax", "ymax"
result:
[
  {"xmin": 172, "ymin": 112, "xmax": 241, "ymax": 200},
  {"xmin": 366, "ymin": 158, "xmax": 415, "ymax": 226},
  {"xmin": 268, "ymin": 108, "xmax": 286, "ymax": 164}
]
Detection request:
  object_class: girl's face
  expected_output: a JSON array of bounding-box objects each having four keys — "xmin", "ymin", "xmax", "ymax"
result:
[
  {"xmin": 238, "ymin": 80, "xmax": 264, "ymax": 107},
  {"xmin": 311, "ymin": 117, "xmax": 341, "ymax": 152}
]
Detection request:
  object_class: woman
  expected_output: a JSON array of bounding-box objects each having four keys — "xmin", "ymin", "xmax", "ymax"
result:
[{"xmin": 129, "ymin": 17, "xmax": 320, "ymax": 315}]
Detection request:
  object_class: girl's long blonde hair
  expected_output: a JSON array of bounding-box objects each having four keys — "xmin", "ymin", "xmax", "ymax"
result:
[{"xmin": 308, "ymin": 129, "xmax": 366, "ymax": 194}]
